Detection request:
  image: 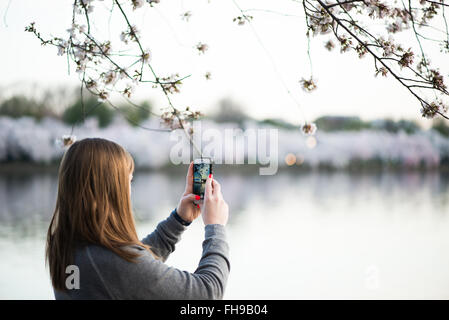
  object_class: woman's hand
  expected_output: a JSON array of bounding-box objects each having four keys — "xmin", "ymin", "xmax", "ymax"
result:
[
  {"xmin": 202, "ymin": 174, "xmax": 229, "ymax": 226},
  {"xmin": 176, "ymin": 162, "xmax": 201, "ymax": 223}
]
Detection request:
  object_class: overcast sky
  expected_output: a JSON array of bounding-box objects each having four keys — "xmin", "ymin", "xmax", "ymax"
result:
[{"xmin": 0, "ymin": 0, "xmax": 443, "ymax": 126}]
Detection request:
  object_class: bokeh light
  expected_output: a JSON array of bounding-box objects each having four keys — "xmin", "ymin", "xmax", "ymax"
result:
[{"xmin": 285, "ymin": 153, "xmax": 296, "ymax": 166}]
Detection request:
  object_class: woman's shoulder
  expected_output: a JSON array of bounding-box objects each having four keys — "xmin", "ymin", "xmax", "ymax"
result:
[
  {"xmin": 76, "ymin": 242, "xmax": 154, "ymax": 269},
  {"xmin": 75, "ymin": 242, "xmax": 150, "ymax": 261}
]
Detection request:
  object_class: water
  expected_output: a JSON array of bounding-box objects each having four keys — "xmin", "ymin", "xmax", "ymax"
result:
[{"xmin": 1, "ymin": 167, "xmax": 449, "ymax": 299}]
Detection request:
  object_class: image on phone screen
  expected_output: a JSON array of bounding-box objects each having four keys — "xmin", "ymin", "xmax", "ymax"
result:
[{"xmin": 193, "ymin": 162, "xmax": 211, "ymax": 198}]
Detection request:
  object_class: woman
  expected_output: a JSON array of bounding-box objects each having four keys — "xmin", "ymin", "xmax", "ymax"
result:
[{"xmin": 46, "ymin": 137, "xmax": 230, "ymax": 299}]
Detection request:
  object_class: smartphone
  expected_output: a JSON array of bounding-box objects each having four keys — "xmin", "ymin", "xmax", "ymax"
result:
[{"xmin": 193, "ymin": 158, "xmax": 213, "ymax": 200}]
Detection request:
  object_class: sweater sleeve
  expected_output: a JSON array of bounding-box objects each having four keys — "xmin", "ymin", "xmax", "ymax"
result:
[
  {"xmin": 140, "ymin": 209, "xmax": 187, "ymax": 262},
  {"xmin": 123, "ymin": 224, "xmax": 230, "ymax": 300}
]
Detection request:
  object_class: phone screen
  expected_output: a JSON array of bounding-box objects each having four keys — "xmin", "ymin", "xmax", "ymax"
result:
[{"xmin": 193, "ymin": 160, "xmax": 212, "ymax": 199}]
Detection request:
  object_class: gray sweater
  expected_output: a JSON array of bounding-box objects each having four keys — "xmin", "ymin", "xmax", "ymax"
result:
[{"xmin": 54, "ymin": 211, "xmax": 230, "ymax": 300}]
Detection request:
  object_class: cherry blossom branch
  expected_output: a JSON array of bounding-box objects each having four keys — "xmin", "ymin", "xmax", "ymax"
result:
[
  {"xmin": 113, "ymin": 0, "xmax": 203, "ymax": 156},
  {"xmin": 26, "ymin": 0, "xmax": 204, "ymax": 154},
  {"xmin": 301, "ymin": 0, "xmax": 449, "ymax": 120}
]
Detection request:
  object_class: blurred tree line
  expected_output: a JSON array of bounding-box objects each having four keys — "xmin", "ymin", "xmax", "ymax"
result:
[
  {"xmin": 0, "ymin": 92, "xmax": 152, "ymax": 128},
  {"xmin": 207, "ymin": 99, "xmax": 448, "ymax": 135},
  {"xmin": 0, "ymin": 95, "xmax": 58, "ymax": 120},
  {"xmin": 61, "ymin": 96, "xmax": 152, "ymax": 128},
  {"xmin": 2, "ymin": 92, "xmax": 449, "ymax": 136},
  {"xmin": 314, "ymin": 116, "xmax": 420, "ymax": 134}
]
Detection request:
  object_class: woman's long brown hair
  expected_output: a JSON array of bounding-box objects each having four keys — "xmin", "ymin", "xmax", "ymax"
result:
[{"xmin": 46, "ymin": 138, "xmax": 153, "ymax": 290}]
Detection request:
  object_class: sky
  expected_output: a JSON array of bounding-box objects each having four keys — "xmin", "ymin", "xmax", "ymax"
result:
[{"xmin": 0, "ymin": 0, "xmax": 444, "ymax": 126}]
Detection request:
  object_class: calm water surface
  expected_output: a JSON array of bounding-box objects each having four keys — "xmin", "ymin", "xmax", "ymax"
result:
[{"xmin": 1, "ymin": 167, "xmax": 449, "ymax": 299}]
